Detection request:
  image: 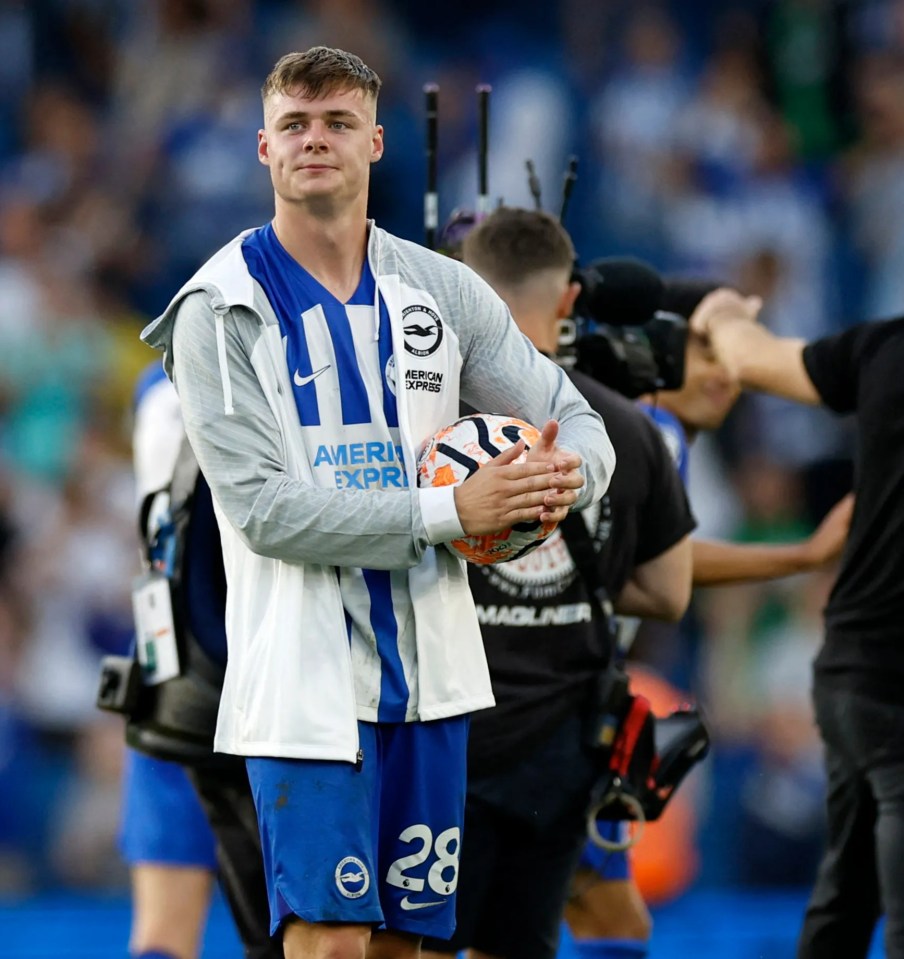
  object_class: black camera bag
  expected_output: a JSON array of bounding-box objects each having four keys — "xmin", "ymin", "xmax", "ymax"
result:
[{"xmin": 559, "ymin": 512, "xmax": 710, "ymax": 842}]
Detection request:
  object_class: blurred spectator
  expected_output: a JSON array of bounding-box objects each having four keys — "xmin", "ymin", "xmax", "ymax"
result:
[
  {"xmin": 585, "ymin": 5, "xmax": 692, "ymax": 259},
  {"xmin": 0, "ymin": 1, "xmax": 33, "ymax": 160},
  {"xmin": 48, "ymin": 714, "xmax": 128, "ymax": 891},
  {"xmin": 735, "ymin": 570, "xmax": 831, "ymax": 888},
  {"xmin": 844, "ymin": 50, "xmax": 904, "ymax": 319},
  {"xmin": 14, "ymin": 429, "xmax": 135, "ymax": 733},
  {"xmin": 760, "ymin": 0, "xmax": 852, "ymax": 161}
]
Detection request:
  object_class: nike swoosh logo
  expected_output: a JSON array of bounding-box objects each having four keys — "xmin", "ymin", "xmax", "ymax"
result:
[
  {"xmin": 400, "ymin": 896, "xmax": 445, "ymax": 911},
  {"xmin": 294, "ymin": 365, "xmax": 330, "ymax": 387}
]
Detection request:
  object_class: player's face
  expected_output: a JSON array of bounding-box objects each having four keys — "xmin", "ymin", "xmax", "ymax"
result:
[
  {"xmin": 259, "ymin": 86, "xmax": 383, "ymax": 209},
  {"xmin": 659, "ymin": 331, "xmax": 740, "ymax": 432}
]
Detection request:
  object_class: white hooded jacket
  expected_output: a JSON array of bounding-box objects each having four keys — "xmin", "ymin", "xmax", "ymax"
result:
[{"xmin": 141, "ymin": 223, "xmax": 615, "ymax": 762}]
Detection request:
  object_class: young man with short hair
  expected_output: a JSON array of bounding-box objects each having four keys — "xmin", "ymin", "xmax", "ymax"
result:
[{"xmin": 140, "ymin": 48, "xmax": 614, "ymax": 959}]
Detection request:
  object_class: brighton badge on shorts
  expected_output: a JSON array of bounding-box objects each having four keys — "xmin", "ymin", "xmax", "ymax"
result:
[{"xmin": 335, "ymin": 856, "xmax": 370, "ymax": 899}]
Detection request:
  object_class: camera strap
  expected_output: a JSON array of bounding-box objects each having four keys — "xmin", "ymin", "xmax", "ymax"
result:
[
  {"xmin": 559, "ymin": 511, "xmax": 646, "ymax": 849},
  {"xmin": 558, "ymin": 512, "xmax": 618, "ymax": 664}
]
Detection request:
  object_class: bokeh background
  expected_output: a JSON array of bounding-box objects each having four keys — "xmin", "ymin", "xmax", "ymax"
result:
[{"xmin": 0, "ymin": 0, "xmax": 898, "ymax": 954}]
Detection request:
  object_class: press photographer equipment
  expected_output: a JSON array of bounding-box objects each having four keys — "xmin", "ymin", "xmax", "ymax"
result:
[
  {"xmin": 97, "ymin": 437, "xmax": 226, "ymax": 766},
  {"xmin": 566, "ymin": 256, "xmax": 689, "ymax": 398},
  {"xmin": 559, "ymin": 512, "xmax": 711, "ymax": 852},
  {"xmin": 423, "ymin": 83, "xmax": 438, "ymax": 250},
  {"xmin": 422, "ymin": 85, "xmax": 689, "ymax": 398}
]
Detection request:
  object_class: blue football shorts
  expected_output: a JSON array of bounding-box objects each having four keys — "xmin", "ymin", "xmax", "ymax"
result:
[
  {"xmin": 577, "ymin": 825, "xmax": 632, "ymax": 881},
  {"xmin": 246, "ymin": 716, "xmax": 468, "ymax": 939},
  {"xmin": 118, "ymin": 748, "xmax": 218, "ymax": 869}
]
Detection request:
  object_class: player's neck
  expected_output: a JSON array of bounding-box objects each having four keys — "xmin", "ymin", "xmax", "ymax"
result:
[{"xmin": 273, "ymin": 203, "xmax": 370, "ymax": 302}]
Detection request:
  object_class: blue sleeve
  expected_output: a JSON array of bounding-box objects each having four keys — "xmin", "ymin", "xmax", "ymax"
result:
[
  {"xmin": 638, "ymin": 403, "xmax": 689, "ymax": 488},
  {"xmin": 133, "ymin": 360, "xmax": 168, "ymax": 410}
]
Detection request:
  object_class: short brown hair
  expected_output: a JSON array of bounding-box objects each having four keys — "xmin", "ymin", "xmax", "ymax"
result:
[
  {"xmin": 262, "ymin": 47, "xmax": 382, "ymax": 105},
  {"xmin": 462, "ymin": 207, "xmax": 575, "ymax": 288}
]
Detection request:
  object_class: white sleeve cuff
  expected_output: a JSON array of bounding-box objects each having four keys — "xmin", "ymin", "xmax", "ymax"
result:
[{"xmin": 418, "ymin": 486, "xmax": 466, "ymax": 545}]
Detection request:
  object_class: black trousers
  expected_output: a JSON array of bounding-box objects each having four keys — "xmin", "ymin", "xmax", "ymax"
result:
[
  {"xmin": 188, "ymin": 759, "xmax": 283, "ymax": 959},
  {"xmin": 799, "ymin": 681, "xmax": 904, "ymax": 959},
  {"xmin": 422, "ymin": 711, "xmax": 600, "ymax": 959}
]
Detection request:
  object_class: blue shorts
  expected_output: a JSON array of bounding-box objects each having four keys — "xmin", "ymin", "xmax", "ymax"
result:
[
  {"xmin": 118, "ymin": 748, "xmax": 218, "ymax": 869},
  {"xmin": 246, "ymin": 717, "xmax": 468, "ymax": 939},
  {"xmin": 577, "ymin": 826, "xmax": 631, "ymax": 881}
]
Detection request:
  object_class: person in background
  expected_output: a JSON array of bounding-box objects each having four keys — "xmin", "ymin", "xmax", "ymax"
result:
[
  {"xmin": 119, "ymin": 363, "xmax": 218, "ymax": 959},
  {"xmin": 119, "ymin": 361, "xmax": 281, "ymax": 959},
  {"xmin": 421, "ymin": 207, "xmax": 694, "ymax": 959},
  {"xmin": 690, "ymin": 288, "xmax": 904, "ymax": 959},
  {"xmin": 564, "ymin": 278, "xmax": 852, "ymax": 959}
]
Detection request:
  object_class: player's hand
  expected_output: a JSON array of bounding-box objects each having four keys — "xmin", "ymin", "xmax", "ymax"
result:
[
  {"xmin": 524, "ymin": 419, "xmax": 585, "ymax": 523},
  {"xmin": 801, "ymin": 493, "xmax": 854, "ymax": 567},
  {"xmin": 452, "ymin": 427, "xmax": 582, "ymax": 535}
]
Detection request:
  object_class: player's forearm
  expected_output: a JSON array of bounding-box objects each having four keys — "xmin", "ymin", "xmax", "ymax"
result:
[
  {"xmin": 461, "ymin": 279, "xmax": 615, "ymax": 510},
  {"xmin": 692, "ymin": 538, "xmax": 813, "ymax": 586}
]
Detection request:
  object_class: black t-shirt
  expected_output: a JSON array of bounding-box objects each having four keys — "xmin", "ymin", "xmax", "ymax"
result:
[
  {"xmin": 803, "ymin": 317, "xmax": 904, "ymax": 694},
  {"xmin": 466, "ymin": 371, "xmax": 696, "ymax": 774}
]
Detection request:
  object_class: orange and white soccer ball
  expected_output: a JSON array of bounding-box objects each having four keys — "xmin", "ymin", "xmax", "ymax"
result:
[{"xmin": 417, "ymin": 413, "xmax": 558, "ymax": 565}]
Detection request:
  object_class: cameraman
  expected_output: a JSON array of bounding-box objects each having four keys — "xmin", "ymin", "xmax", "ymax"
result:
[{"xmin": 420, "ymin": 208, "xmax": 696, "ymax": 959}]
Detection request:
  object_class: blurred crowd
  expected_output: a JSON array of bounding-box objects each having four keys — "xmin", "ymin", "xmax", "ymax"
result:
[{"xmin": 0, "ymin": 0, "xmax": 900, "ymax": 899}]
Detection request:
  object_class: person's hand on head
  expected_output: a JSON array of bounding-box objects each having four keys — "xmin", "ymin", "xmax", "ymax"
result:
[
  {"xmin": 690, "ymin": 289, "xmax": 763, "ymax": 381},
  {"xmin": 690, "ymin": 288, "xmax": 762, "ymax": 341}
]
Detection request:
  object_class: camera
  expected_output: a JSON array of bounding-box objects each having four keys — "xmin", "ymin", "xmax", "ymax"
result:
[
  {"xmin": 97, "ymin": 655, "xmax": 142, "ymax": 715},
  {"xmin": 435, "ymin": 202, "xmax": 688, "ymax": 399},
  {"xmin": 564, "ymin": 258, "xmax": 688, "ymax": 399}
]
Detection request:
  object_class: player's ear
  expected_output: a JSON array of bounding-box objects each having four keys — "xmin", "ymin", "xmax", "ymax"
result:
[
  {"xmin": 371, "ymin": 125, "xmax": 384, "ymax": 164},
  {"xmin": 557, "ymin": 280, "xmax": 582, "ymax": 319},
  {"xmin": 258, "ymin": 129, "xmax": 270, "ymax": 166}
]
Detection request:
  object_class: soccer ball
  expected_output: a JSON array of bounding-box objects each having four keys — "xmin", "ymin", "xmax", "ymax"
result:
[{"xmin": 417, "ymin": 413, "xmax": 558, "ymax": 565}]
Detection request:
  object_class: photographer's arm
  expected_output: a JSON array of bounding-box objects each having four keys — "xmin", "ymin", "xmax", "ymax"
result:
[{"xmin": 615, "ymin": 535, "xmax": 692, "ymax": 622}]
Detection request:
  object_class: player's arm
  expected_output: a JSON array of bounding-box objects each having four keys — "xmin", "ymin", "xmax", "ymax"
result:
[
  {"xmin": 692, "ymin": 493, "xmax": 853, "ymax": 586},
  {"xmin": 615, "ymin": 534, "xmax": 693, "ymax": 622},
  {"xmin": 170, "ymin": 293, "xmax": 563, "ymax": 569},
  {"xmin": 132, "ymin": 371, "xmax": 185, "ymax": 499},
  {"xmin": 692, "ymin": 289, "xmax": 821, "ymax": 404},
  {"xmin": 169, "ymin": 293, "xmax": 444, "ymax": 568}
]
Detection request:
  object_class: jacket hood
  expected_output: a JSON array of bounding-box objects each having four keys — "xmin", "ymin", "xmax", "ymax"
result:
[{"xmin": 141, "ymin": 222, "xmax": 391, "ymax": 370}]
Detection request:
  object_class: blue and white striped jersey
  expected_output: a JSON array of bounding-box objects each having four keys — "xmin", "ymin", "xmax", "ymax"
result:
[{"xmin": 243, "ymin": 224, "xmax": 416, "ymax": 722}]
